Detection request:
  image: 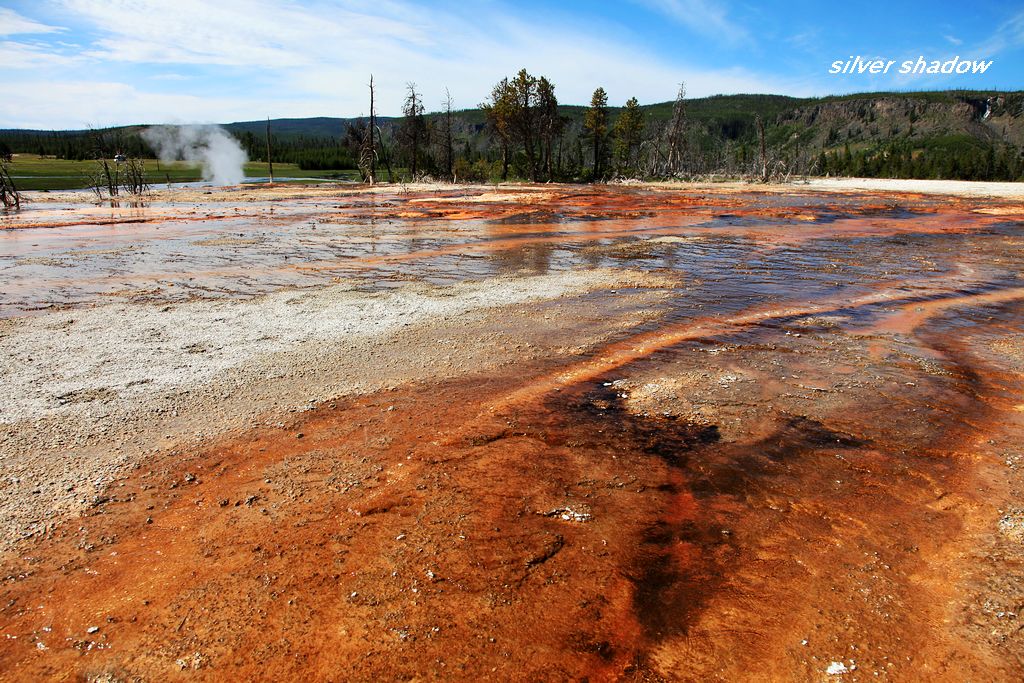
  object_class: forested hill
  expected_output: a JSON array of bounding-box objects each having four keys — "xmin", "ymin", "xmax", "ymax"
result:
[{"xmin": 2, "ymin": 90, "xmax": 1023, "ymax": 181}]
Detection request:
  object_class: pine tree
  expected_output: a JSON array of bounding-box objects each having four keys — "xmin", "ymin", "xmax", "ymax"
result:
[
  {"xmin": 584, "ymin": 87, "xmax": 609, "ymax": 179},
  {"xmin": 510, "ymin": 69, "xmax": 539, "ymax": 181},
  {"xmin": 481, "ymin": 78, "xmax": 516, "ymax": 180},
  {"xmin": 612, "ymin": 96, "xmax": 644, "ymax": 176},
  {"xmin": 400, "ymin": 82, "xmax": 427, "ymax": 177},
  {"xmin": 536, "ymin": 77, "xmax": 561, "ymax": 181}
]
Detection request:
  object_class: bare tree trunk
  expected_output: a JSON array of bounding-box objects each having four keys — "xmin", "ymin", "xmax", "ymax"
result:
[
  {"xmin": 756, "ymin": 115, "xmax": 767, "ymax": 182},
  {"xmin": 120, "ymin": 157, "xmax": 149, "ymax": 195},
  {"xmin": 364, "ymin": 75, "xmax": 377, "ymax": 185},
  {"xmin": 0, "ymin": 161, "xmax": 20, "ymax": 209},
  {"xmin": 545, "ymin": 135, "xmax": 553, "ymax": 181},
  {"xmin": 379, "ymin": 126, "xmax": 395, "ymax": 183},
  {"xmin": 666, "ymin": 83, "xmax": 687, "ymax": 175},
  {"xmin": 443, "ymin": 88, "xmax": 454, "ymax": 180},
  {"xmin": 266, "ymin": 117, "xmax": 274, "ymax": 185},
  {"xmin": 410, "ymin": 89, "xmax": 418, "ymax": 177},
  {"xmin": 102, "ymin": 159, "xmax": 117, "ymax": 197}
]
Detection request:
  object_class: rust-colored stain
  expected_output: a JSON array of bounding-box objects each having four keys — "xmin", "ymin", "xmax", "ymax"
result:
[{"xmin": 2, "ymin": 185, "xmax": 1024, "ymax": 680}]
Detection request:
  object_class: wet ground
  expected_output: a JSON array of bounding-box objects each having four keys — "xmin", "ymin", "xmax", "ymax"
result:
[
  {"xmin": 2, "ymin": 185, "xmax": 1015, "ymax": 317},
  {"xmin": 2, "ymin": 184, "xmax": 1024, "ymax": 681}
]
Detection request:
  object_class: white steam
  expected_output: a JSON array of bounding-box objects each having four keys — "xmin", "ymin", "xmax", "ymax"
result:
[{"xmin": 142, "ymin": 124, "xmax": 247, "ymax": 186}]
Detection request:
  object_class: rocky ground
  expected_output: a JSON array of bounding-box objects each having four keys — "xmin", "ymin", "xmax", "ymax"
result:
[{"xmin": 0, "ymin": 269, "xmax": 674, "ymax": 550}]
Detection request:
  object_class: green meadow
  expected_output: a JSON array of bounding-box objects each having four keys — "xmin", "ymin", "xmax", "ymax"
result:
[{"xmin": 3, "ymin": 156, "xmax": 360, "ymax": 191}]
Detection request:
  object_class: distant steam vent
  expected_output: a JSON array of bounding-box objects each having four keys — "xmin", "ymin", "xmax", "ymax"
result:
[{"xmin": 142, "ymin": 125, "xmax": 247, "ymax": 186}]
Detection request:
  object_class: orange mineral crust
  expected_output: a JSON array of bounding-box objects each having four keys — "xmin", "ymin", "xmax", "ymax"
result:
[{"xmin": 1, "ymin": 183, "xmax": 1023, "ymax": 681}]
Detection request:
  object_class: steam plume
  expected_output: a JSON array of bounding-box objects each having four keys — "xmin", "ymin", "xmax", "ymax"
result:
[{"xmin": 142, "ymin": 125, "xmax": 247, "ymax": 186}]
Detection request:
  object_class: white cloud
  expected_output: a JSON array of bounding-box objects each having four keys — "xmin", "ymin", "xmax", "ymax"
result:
[
  {"xmin": 0, "ymin": 41, "xmax": 80, "ymax": 69},
  {"xmin": 60, "ymin": 0, "xmax": 431, "ymax": 66},
  {"xmin": 0, "ymin": 80, "xmax": 284, "ymax": 129},
  {"xmin": 1, "ymin": 0, "xmax": 813, "ymax": 128},
  {"xmin": 944, "ymin": 34, "xmax": 963, "ymax": 46},
  {"xmin": 0, "ymin": 8, "xmax": 64, "ymax": 36}
]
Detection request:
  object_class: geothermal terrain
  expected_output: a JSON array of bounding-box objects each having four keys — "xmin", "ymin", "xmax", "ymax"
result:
[{"xmin": 1, "ymin": 181, "xmax": 1024, "ymax": 681}]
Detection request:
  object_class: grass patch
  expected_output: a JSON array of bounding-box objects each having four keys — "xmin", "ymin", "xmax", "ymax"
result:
[{"xmin": 4, "ymin": 156, "xmax": 360, "ymax": 191}]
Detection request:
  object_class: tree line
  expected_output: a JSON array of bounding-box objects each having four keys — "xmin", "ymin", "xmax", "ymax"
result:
[
  {"xmin": 335, "ymin": 72, "xmax": 704, "ymax": 183},
  {"xmin": 1, "ymin": 74, "xmax": 1023, "ymax": 184},
  {"xmin": 818, "ymin": 139, "xmax": 1024, "ymax": 182}
]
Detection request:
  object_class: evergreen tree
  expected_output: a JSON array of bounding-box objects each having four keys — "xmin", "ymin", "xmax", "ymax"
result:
[
  {"xmin": 583, "ymin": 87, "xmax": 610, "ymax": 179},
  {"xmin": 536, "ymin": 77, "xmax": 562, "ymax": 181},
  {"xmin": 400, "ymin": 82, "xmax": 427, "ymax": 177},
  {"xmin": 510, "ymin": 69, "xmax": 540, "ymax": 181},
  {"xmin": 612, "ymin": 96, "xmax": 644, "ymax": 175},
  {"xmin": 481, "ymin": 78, "xmax": 516, "ymax": 180}
]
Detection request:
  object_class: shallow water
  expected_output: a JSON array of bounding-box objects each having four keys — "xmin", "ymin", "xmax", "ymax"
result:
[{"xmin": 0, "ymin": 186, "xmax": 1020, "ymax": 319}]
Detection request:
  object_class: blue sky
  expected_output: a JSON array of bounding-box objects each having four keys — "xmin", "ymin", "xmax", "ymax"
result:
[{"xmin": 1, "ymin": 0, "xmax": 1022, "ymax": 128}]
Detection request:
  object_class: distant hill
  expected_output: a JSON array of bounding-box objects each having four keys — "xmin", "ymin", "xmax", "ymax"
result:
[
  {"xmin": 219, "ymin": 90, "xmax": 1024, "ymax": 145},
  {"xmin": 219, "ymin": 95, "xmax": 800, "ymax": 141},
  {"xmin": 223, "ymin": 117, "xmax": 390, "ymax": 139}
]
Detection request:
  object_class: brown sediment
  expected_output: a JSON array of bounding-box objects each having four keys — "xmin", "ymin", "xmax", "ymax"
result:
[
  {"xmin": 1, "ymin": 285, "xmax": 1021, "ymax": 681},
  {"xmin": 482, "ymin": 278, "xmax": 1024, "ymax": 416},
  {"xmin": 2, "ymin": 183, "xmax": 1024, "ymax": 680}
]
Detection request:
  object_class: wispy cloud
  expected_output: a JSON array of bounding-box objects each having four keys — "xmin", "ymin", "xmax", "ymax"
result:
[
  {"xmin": 978, "ymin": 9, "xmax": 1024, "ymax": 54},
  {"xmin": 0, "ymin": 7, "xmax": 65, "ymax": 36},
  {"xmin": 631, "ymin": 0, "xmax": 749, "ymax": 44},
  {"xmin": 943, "ymin": 34, "xmax": 963, "ymax": 46},
  {"xmin": 786, "ymin": 29, "xmax": 821, "ymax": 53}
]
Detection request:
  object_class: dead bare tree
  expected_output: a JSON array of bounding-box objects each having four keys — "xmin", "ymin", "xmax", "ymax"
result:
[
  {"xmin": 359, "ymin": 75, "xmax": 378, "ymax": 184},
  {"xmin": 400, "ymin": 82, "xmax": 426, "ymax": 178},
  {"xmin": 0, "ymin": 160, "xmax": 21, "ymax": 209},
  {"xmin": 639, "ymin": 124, "xmax": 668, "ymax": 178},
  {"xmin": 441, "ymin": 87, "xmax": 454, "ymax": 180},
  {"xmin": 86, "ymin": 158, "xmax": 119, "ymax": 200},
  {"xmin": 81, "ymin": 128, "xmax": 119, "ymax": 198},
  {"xmin": 266, "ymin": 117, "xmax": 274, "ymax": 184},
  {"xmin": 357, "ymin": 76, "xmax": 396, "ymax": 183},
  {"xmin": 756, "ymin": 114, "xmax": 767, "ymax": 182},
  {"xmin": 665, "ymin": 83, "xmax": 687, "ymax": 175},
  {"xmin": 377, "ymin": 129, "xmax": 395, "ymax": 183},
  {"xmin": 730, "ymin": 115, "xmax": 793, "ymax": 183},
  {"xmin": 120, "ymin": 157, "xmax": 149, "ymax": 195},
  {"xmin": 368, "ymin": 75, "xmax": 376, "ymax": 183}
]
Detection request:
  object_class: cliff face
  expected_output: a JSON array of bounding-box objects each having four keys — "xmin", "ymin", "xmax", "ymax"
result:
[{"xmin": 773, "ymin": 93, "xmax": 1024, "ymax": 151}]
